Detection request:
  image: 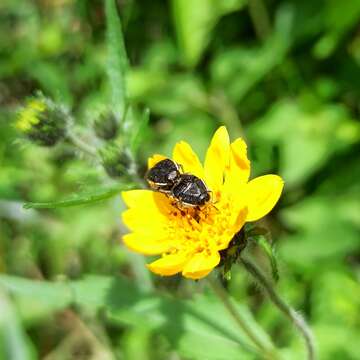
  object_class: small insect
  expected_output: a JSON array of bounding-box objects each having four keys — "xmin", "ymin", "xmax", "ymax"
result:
[
  {"xmin": 172, "ymin": 174, "xmax": 211, "ymax": 207},
  {"xmin": 146, "ymin": 158, "xmax": 211, "ymax": 208},
  {"xmin": 146, "ymin": 158, "xmax": 181, "ymax": 193}
]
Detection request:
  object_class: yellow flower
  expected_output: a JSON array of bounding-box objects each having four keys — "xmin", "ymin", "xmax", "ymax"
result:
[
  {"xmin": 16, "ymin": 95, "xmax": 68, "ymax": 146},
  {"xmin": 121, "ymin": 126, "xmax": 284, "ymax": 280},
  {"xmin": 16, "ymin": 99, "xmax": 46, "ymax": 132}
]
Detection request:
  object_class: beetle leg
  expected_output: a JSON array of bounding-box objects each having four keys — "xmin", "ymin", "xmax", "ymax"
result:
[{"xmin": 177, "ymin": 163, "xmax": 184, "ymax": 174}]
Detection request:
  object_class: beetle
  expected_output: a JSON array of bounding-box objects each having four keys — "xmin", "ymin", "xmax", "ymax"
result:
[
  {"xmin": 171, "ymin": 174, "xmax": 211, "ymax": 207},
  {"xmin": 146, "ymin": 158, "xmax": 211, "ymax": 208},
  {"xmin": 145, "ymin": 158, "xmax": 181, "ymax": 193}
]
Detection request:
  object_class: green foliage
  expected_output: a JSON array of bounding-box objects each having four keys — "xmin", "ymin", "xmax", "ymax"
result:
[
  {"xmin": 0, "ymin": 292, "xmax": 36, "ymax": 360},
  {"xmin": 172, "ymin": 0, "xmax": 248, "ymax": 67},
  {"xmin": 23, "ymin": 183, "xmax": 134, "ymax": 209},
  {"xmin": 0, "ymin": 274, "xmax": 272, "ymax": 359},
  {"xmin": 1, "ymin": 0, "xmax": 360, "ymax": 359},
  {"xmin": 105, "ymin": 0, "xmax": 129, "ymax": 118}
]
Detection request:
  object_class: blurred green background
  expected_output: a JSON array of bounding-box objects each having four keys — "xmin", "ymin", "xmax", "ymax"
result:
[{"xmin": 1, "ymin": 0, "xmax": 360, "ymax": 359}]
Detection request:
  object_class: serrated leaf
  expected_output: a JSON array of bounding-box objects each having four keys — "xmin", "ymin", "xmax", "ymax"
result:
[{"xmin": 23, "ymin": 183, "xmax": 134, "ymax": 209}]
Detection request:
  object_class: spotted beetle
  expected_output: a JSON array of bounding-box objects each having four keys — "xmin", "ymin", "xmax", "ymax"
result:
[
  {"xmin": 146, "ymin": 158, "xmax": 211, "ymax": 208},
  {"xmin": 145, "ymin": 158, "xmax": 181, "ymax": 193},
  {"xmin": 171, "ymin": 174, "xmax": 210, "ymax": 207}
]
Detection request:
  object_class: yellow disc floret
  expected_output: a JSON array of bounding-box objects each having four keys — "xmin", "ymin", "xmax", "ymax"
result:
[
  {"xmin": 16, "ymin": 99, "xmax": 46, "ymax": 132},
  {"xmin": 15, "ymin": 95, "xmax": 68, "ymax": 146}
]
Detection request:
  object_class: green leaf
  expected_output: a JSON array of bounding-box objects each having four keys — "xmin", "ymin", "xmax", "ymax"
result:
[
  {"xmin": 246, "ymin": 226, "xmax": 279, "ymax": 282},
  {"xmin": 256, "ymin": 236, "xmax": 279, "ymax": 282},
  {"xmin": 279, "ymin": 196, "xmax": 360, "ymax": 270},
  {"xmin": 23, "ymin": 183, "xmax": 134, "ymax": 209},
  {"xmin": 248, "ymin": 100, "xmax": 360, "ymax": 187},
  {"xmin": 26, "ymin": 61, "xmax": 72, "ymax": 106},
  {"xmin": 172, "ymin": 0, "xmax": 247, "ymax": 67},
  {"xmin": 211, "ymin": 4, "xmax": 293, "ymax": 103},
  {"xmin": 105, "ymin": 0, "xmax": 129, "ymax": 117},
  {"xmin": 130, "ymin": 108, "xmax": 150, "ymax": 154},
  {"xmin": 0, "ymin": 291, "xmax": 37, "ymax": 360},
  {"xmin": 0, "ymin": 274, "xmax": 272, "ymax": 359},
  {"xmin": 0, "ymin": 276, "xmax": 72, "ymax": 324}
]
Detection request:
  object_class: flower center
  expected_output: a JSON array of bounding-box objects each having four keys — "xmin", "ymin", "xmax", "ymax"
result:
[{"xmin": 161, "ymin": 195, "xmax": 237, "ymax": 256}]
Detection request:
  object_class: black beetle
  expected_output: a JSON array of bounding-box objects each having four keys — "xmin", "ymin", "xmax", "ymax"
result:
[
  {"xmin": 146, "ymin": 158, "xmax": 181, "ymax": 193},
  {"xmin": 171, "ymin": 174, "xmax": 210, "ymax": 207}
]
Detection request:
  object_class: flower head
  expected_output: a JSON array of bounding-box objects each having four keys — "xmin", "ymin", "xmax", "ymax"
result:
[
  {"xmin": 93, "ymin": 111, "xmax": 119, "ymax": 140},
  {"xmin": 16, "ymin": 98, "xmax": 46, "ymax": 132},
  {"xmin": 99, "ymin": 141, "xmax": 133, "ymax": 178},
  {"xmin": 121, "ymin": 126, "xmax": 283, "ymax": 279},
  {"xmin": 16, "ymin": 95, "xmax": 68, "ymax": 146}
]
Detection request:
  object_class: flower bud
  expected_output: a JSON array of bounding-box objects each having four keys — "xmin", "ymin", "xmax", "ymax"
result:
[
  {"xmin": 16, "ymin": 95, "xmax": 68, "ymax": 146},
  {"xmin": 99, "ymin": 142, "xmax": 132, "ymax": 178},
  {"xmin": 93, "ymin": 112, "xmax": 119, "ymax": 140},
  {"xmin": 219, "ymin": 229, "xmax": 247, "ymax": 280}
]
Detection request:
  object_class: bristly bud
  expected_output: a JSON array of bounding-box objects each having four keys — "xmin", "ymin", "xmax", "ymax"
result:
[
  {"xmin": 16, "ymin": 95, "xmax": 68, "ymax": 146},
  {"xmin": 99, "ymin": 141, "xmax": 133, "ymax": 178},
  {"xmin": 219, "ymin": 229, "xmax": 247, "ymax": 281},
  {"xmin": 93, "ymin": 111, "xmax": 119, "ymax": 140}
]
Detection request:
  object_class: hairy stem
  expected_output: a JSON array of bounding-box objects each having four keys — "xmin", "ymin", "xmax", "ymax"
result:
[
  {"xmin": 207, "ymin": 276, "xmax": 279, "ymax": 359},
  {"xmin": 241, "ymin": 258, "xmax": 316, "ymax": 360},
  {"xmin": 67, "ymin": 131, "xmax": 98, "ymax": 157}
]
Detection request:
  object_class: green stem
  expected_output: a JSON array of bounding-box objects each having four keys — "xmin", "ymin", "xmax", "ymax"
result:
[
  {"xmin": 207, "ymin": 276, "xmax": 279, "ymax": 359},
  {"xmin": 241, "ymin": 258, "xmax": 316, "ymax": 360},
  {"xmin": 67, "ymin": 131, "xmax": 97, "ymax": 157},
  {"xmin": 248, "ymin": 0, "xmax": 271, "ymax": 41}
]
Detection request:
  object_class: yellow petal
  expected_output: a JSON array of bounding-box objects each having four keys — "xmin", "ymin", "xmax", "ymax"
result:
[
  {"xmin": 123, "ymin": 233, "xmax": 171, "ymax": 255},
  {"xmin": 182, "ymin": 250, "xmax": 220, "ymax": 279},
  {"xmin": 121, "ymin": 190, "xmax": 171, "ymax": 232},
  {"xmin": 245, "ymin": 175, "xmax": 284, "ymax": 222},
  {"xmin": 204, "ymin": 126, "xmax": 230, "ymax": 194},
  {"xmin": 172, "ymin": 141, "xmax": 204, "ymax": 178},
  {"xmin": 216, "ymin": 206, "xmax": 247, "ymax": 250},
  {"xmin": 147, "ymin": 154, "xmax": 167, "ymax": 169},
  {"xmin": 224, "ymin": 138, "xmax": 250, "ymax": 195},
  {"xmin": 233, "ymin": 206, "xmax": 248, "ymax": 232},
  {"xmin": 122, "ymin": 209, "xmax": 167, "ymax": 233},
  {"xmin": 122, "ymin": 189, "xmax": 155, "ymax": 208},
  {"xmin": 147, "ymin": 253, "xmax": 189, "ymax": 276},
  {"xmin": 122, "ymin": 190, "xmax": 173, "ymax": 215}
]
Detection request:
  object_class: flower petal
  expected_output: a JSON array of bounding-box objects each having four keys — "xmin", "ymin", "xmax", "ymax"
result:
[
  {"xmin": 122, "ymin": 189, "xmax": 155, "ymax": 208},
  {"xmin": 123, "ymin": 233, "xmax": 172, "ymax": 255},
  {"xmin": 122, "ymin": 189, "xmax": 174, "ymax": 214},
  {"xmin": 147, "ymin": 253, "xmax": 189, "ymax": 276},
  {"xmin": 245, "ymin": 175, "xmax": 284, "ymax": 222},
  {"xmin": 122, "ymin": 190, "xmax": 174, "ymax": 232},
  {"xmin": 204, "ymin": 126, "xmax": 230, "ymax": 194},
  {"xmin": 182, "ymin": 250, "xmax": 220, "ymax": 279},
  {"xmin": 172, "ymin": 141, "xmax": 204, "ymax": 178},
  {"xmin": 224, "ymin": 138, "xmax": 250, "ymax": 195},
  {"xmin": 122, "ymin": 208, "xmax": 168, "ymax": 233},
  {"xmin": 148, "ymin": 154, "xmax": 167, "ymax": 169}
]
